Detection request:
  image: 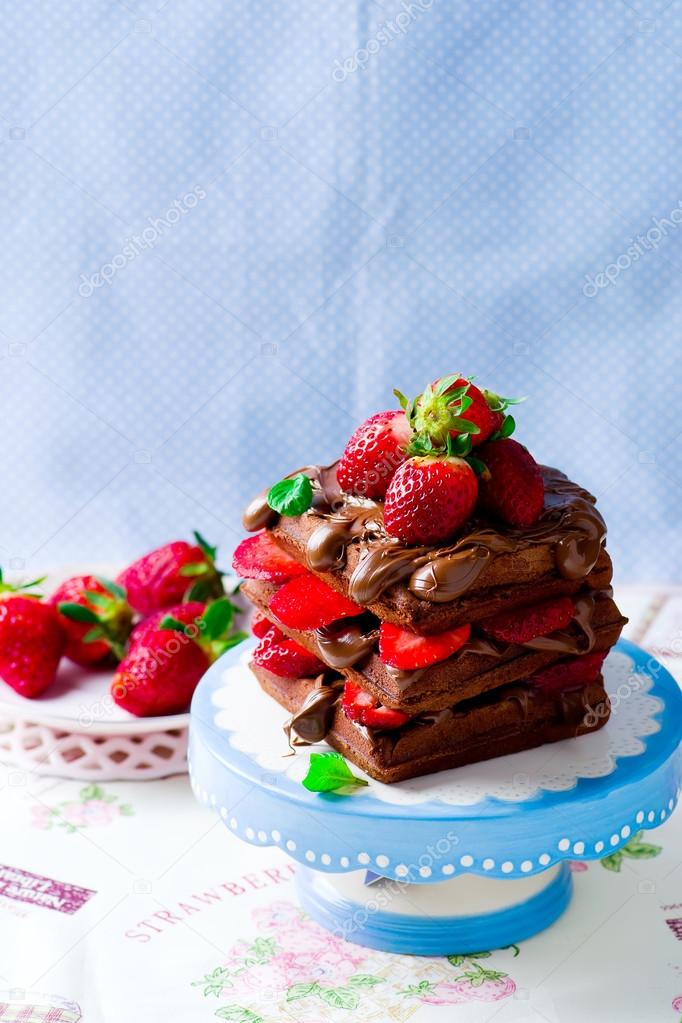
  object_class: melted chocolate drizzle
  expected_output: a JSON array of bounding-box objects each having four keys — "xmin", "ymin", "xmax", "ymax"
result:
[
  {"xmin": 245, "ymin": 462, "xmax": 607, "ymax": 605},
  {"xmin": 283, "ymin": 674, "xmax": 344, "ymax": 746}
]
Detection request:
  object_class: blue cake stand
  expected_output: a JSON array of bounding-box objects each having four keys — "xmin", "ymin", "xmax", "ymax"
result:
[{"xmin": 189, "ymin": 638, "xmax": 681, "ymax": 955}]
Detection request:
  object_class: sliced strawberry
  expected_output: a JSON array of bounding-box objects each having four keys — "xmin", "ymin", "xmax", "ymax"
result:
[
  {"xmin": 379, "ymin": 622, "xmax": 471, "ymax": 670},
  {"xmin": 480, "ymin": 597, "xmax": 575, "ymax": 645},
  {"xmin": 269, "ymin": 574, "xmax": 363, "ymax": 631},
  {"xmin": 341, "ymin": 680, "xmax": 410, "ymax": 730},
  {"xmin": 253, "ymin": 627, "xmax": 326, "ymax": 679},
  {"xmin": 251, "ymin": 609, "xmax": 275, "ymax": 639},
  {"xmin": 361, "ymin": 705, "xmax": 413, "ymax": 729},
  {"xmin": 529, "ymin": 651, "xmax": 607, "ymax": 693},
  {"xmin": 232, "ymin": 533, "xmax": 308, "ymax": 583}
]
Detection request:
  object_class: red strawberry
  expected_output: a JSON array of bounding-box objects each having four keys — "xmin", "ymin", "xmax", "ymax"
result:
[
  {"xmin": 477, "ymin": 438, "xmax": 545, "ymax": 528},
  {"xmin": 118, "ymin": 532, "xmax": 223, "ymax": 616},
  {"xmin": 383, "ymin": 456, "xmax": 478, "ymax": 545},
  {"xmin": 51, "ymin": 575, "xmax": 132, "ymax": 666},
  {"xmin": 0, "ymin": 589, "xmax": 65, "ymax": 697},
  {"xmin": 232, "ymin": 532, "xmax": 308, "ymax": 583},
  {"xmin": 337, "ymin": 411, "xmax": 411, "ymax": 499},
  {"xmin": 379, "ymin": 622, "xmax": 471, "ymax": 670},
  {"xmin": 341, "ymin": 681, "xmax": 410, "ymax": 729},
  {"xmin": 251, "ymin": 609, "xmax": 275, "ymax": 639},
  {"xmin": 480, "ymin": 597, "xmax": 575, "ymax": 645},
  {"xmin": 529, "ymin": 651, "xmax": 607, "ymax": 693},
  {"xmin": 112, "ymin": 630, "xmax": 209, "ymax": 716},
  {"xmin": 253, "ymin": 626, "xmax": 326, "ymax": 678},
  {"xmin": 269, "ymin": 574, "xmax": 363, "ymax": 631},
  {"xmin": 130, "ymin": 601, "xmax": 207, "ymax": 650},
  {"xmin": 112, "ymin": 596, "xmax": 246, "ymax": 716},
  {"xmin": 434, "ymin": 377, "xmax": 498, "ymax": 447}
]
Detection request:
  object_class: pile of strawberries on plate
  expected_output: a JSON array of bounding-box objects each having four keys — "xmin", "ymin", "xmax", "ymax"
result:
[{"xmin": 0, "ymin": 533, "xmax": 246, "ymax": 717}]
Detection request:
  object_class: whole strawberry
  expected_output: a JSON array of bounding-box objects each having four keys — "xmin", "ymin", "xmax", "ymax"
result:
[
  {"xmin": 383, "ymin": 456, "xmax": 478, "ymax": 545},
  {"xmin": 112, "ymin": 597, "xmax": 246, "ymax": 716},
  {"xmin": 478, "ymin": 438, "xmax": 545, "ymax": 528},
  {"xmin": 51, "ymin": 575, "xmax": 132, "ymax": 666},
  {"xmin": 422, "ymin": 377, "xmax": 498, "ymax": 448},
  {"xmin": 118, "ymin": 532, "xmax": 224, "ymax": 616},
  {"xmin": 129, "ymin": 600, "xmax": 207, "ymax": 650},
  {"xmin": 111, "ymin": 630, "xmax": 209, "ymax": 716},
  {"xmin": 396, "ymin": 375, "xmax": 522, "ymax": 457},
  {"xmin": 337, "ymin": 410, "xmax": 411, "ymax": 499},
  {"xmin": 0, "ymin": 572, "xmax": 65, "ymax": 697}
]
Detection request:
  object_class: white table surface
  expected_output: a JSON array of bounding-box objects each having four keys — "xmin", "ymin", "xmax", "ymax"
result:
[{"xmin": 1, "ymin": 585, "xmax": 681, "ymax": 1023}]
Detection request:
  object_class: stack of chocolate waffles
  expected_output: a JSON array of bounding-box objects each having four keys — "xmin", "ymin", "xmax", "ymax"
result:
[{"xmin": 233, "ymin": 375, "xmax": 626, "ymax": 783}]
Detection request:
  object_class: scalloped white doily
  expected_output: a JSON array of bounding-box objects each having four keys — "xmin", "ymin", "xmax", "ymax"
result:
[{"xmin": 213, "ymin": 648, "xmax": 662, "ymax": 806}]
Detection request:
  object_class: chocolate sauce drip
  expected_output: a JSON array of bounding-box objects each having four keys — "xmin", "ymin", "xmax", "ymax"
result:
[
  {"xmin": 314, "ymin": 619, "xmax": 378, "ymax": 669},
  {"xmin": 243, "ymin": 464, "xmax": 343, "ymax": 533},
  {"xmin": 284, "ymin": 675, "xmax": 343, "ymax": 745},
  {"xmin": 244, "ymin": 463, "xmax": 607, "ymax": 605},
  {"xmin": 307, "ymin": 508, "xmax": 383, "ymax": 572},
  {"xmin": 557, "ymin": 686, "xmax": 596, "ymax": 728}
]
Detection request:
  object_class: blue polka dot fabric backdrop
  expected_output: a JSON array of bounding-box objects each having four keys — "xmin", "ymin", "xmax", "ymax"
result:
[{"xmin": 1, "ymin": 0, "xmax": 680, "ymax": 582}]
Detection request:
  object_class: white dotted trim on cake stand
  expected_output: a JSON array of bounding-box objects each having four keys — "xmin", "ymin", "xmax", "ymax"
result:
[{"xmin": 188, "ymin": 764, "xmax": 679, "ymax": 880}]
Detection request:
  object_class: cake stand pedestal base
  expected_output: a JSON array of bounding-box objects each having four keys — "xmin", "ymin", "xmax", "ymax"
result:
[
  {"xmin": 296, "ymin": 864, "xmax": 571, "ymax": 955},
  {"xmin": 190, "ymin": 639, "xmax": 681, "ymax": 956}
]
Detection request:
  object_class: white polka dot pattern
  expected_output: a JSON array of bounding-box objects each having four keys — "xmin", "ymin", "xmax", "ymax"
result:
[{"xmin": 0, "ymin": 2, "xmax": 677, "ymax": 575}]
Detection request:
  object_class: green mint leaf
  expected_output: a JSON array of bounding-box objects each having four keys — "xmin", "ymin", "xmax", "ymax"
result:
[
  {"xmin": 302, "ymin": 751, "xmax": 368, "ymax": 792},
  {"xmin": 83, "ymin": 590, "xmax": 111, "ymax": 608},
  {"xmin": 267, "ymin": 474, "xmax": 313, "ymax": 517},
  {"xmin": 201, "ymin": 597, "xmax": 234, "ymax": 641},
  {"xmin": 96, "ymin": 576, "xmax": 127, "ymax": 601},
  {"xmin": 57, "ymin": 602, "xmax": 101, "ymax": 625}
]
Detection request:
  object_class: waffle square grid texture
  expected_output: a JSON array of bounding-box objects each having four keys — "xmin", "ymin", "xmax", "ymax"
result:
[{"xmin": 0, "ymin": 0, "xmax": 680, "ymax": 581}]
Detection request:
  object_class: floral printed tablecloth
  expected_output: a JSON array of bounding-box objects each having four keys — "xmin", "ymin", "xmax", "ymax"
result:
[{"xmin": 1, "ymin": 585, "xmax": 681, "ymax": 1023}]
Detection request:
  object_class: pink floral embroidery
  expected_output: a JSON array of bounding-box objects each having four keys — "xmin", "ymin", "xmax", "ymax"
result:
[
  {"xmin": 30, "ymin": 784, "xmax": 134, "ymax": 833},
  {"xmin": 569, "ymin": 860, "xmax": 588, "ymax": 872},
  {"xmin": 193, "ymin": 901, "xmax": 519, "ymax": 1017},
  {"xmin": 672, "ymin": 993, "xmax": 682, "ymax": 1013}
]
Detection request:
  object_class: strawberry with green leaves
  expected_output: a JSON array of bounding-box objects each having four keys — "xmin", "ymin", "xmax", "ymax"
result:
[
  {"xmin": 51, "ymin": 575, "xmax": 133, "ymax": 665},
  {"xmin": 129, "ymin": 600, "xmax": 207, "ymax": 651},
  {"xmin": 112, "ymin": 596, "xmax": 246, "ymax": 716},
  {"xmin": 118, "ymin": 532, "xmax": 224, "ymax": 616},
  {"xmin": 0, "ymin": 571, "xmax": 65, "ymax": 697},
  {"xmin": 396, "ymin": 374, "xmax": 522, "ymax": 459}
]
